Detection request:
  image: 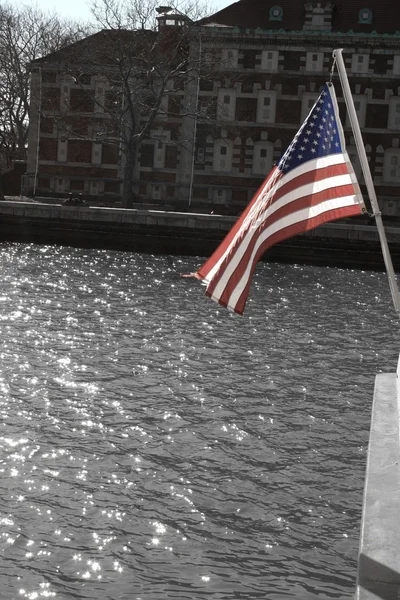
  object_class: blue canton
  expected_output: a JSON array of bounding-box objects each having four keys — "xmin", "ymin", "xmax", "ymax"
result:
[{"xmin": 278, "ymin": 84, "xmax": 343, "ymax": 175}]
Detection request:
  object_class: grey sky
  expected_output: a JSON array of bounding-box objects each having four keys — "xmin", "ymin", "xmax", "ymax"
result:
[{"xmin": 12, "ymin": 0, "xmax": 230, "ymax": 23}]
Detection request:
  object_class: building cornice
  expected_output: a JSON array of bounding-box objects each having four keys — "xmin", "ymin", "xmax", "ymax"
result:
[{"xmin": 197, "ymin": 25, "xmax": 400, "ymax": 46}]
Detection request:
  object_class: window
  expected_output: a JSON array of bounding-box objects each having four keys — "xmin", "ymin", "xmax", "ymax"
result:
[
  {"xmin": 92, "ymin": 143, "xmax": 102, "ymax": 164},
  {"xmin": 39, "ymin": 138, "xmax": 57, "ymax": 161},
  {"xmin": 41, "ymin": 88, "xmax": 61, "ymax": 112},
  {"xmin": 311, "ymin": 13, "xmax": 324, "ymax": 26},
  {"xmin": 305, "ymin": 52, "xmax": 324, "ymax": 72},
  {"xmin": 67, "ymin": 140, "xmax": 92, "ymax": 163},
  {"xmin": 152, "ymin": 185, "xmax": 162, "ymax": 200},
  {"xmin": 72, "ymin": 73, "xmax": 91, "ymax": 85},
  {"xmin": 197, "ymin": 147, "xmax": 205, "ymax": 162},
  {"xmin": 199, "ymin": 100, "xmax": 208, "ymax": 114},
  {"xmin": 301, "ymin": 93, "xmax": 319, "ymax": 121},
  {"xmin": 242, "ymin": 50, "xmax": 257, "ymax": 70},
  {"xmin": 221, "ymin": 49, "xmax": 238, "ymax": 69},
  {"xmin": 217, "ymin": 89, "xmax": 236, "ymax": 120},
  {"xmin": 351, "ymin": 54, "xmax": 369, "ymax": 74},
  {"xmin": 358, "ymin": 8, "xmax": 372, "ymax": 23},
  {"xmin": 42, "ymin": 71, "xmax": 57, "ymax": 84},
  {"xmin": 219, "ymin": 146, "xmax": 227, "ymax": 168},
  {"xmin": 388, "ymin": 98, "xmax": 400, "ymax": 130},
  {"xmin": 102, "ymin": 144, "xmax": 119, "ymax": 165},
  {"xmin": 70, "ymin": 179, "xmax": 85, "ymax": 191},
  {"xmin": 345, "ymin": 95, "xmax": 367, "ymax": 128},
  {"xmin": 213, "ymin": 140, "xmax": 232, "ymax": 172},
  {"xmin": 38, "ymin": 177, "xmax": 51, "ymax": 188},
  {"xmin": 140, "ymin": 144, "xmax": 154, "ymax": 167},
  {"xmin": 384, "ymin": 150, "xmax": 400, "ymax": 182},
  {"xmin": 213, "ymin": 189, "xmax": 228, "ymax": 204},
  {"xmin": 165, "ymin": 145, "xmax": 178, "ymax": 169},
  {"xmin": 261, "ymin": 50, "xmax": 278, "ymax": 71},
  {"xmin": 104, "ymin": 181, "xmax": 120, "ymax": 194},
  {"xmin": 69, "ymin": 88, "xmax": 95, "ymax": 112},
  {"xmin": 384, "ymin": 200, "xmax": 397, "ymax": 216},
  {"xmin": 154, "ymin": 142, "xmax": 165, "ymax": 169},
  {"xmin": 55, "ymin": 178, "xmax": 65, "ymax": 193},
  {"xmin": 256, "ymin": 91, "xmax": 276, "ymax": 123},
  {"xmin": 269, "ymin": 5, "xmax": 283, "ymax": 20},
  {"xmin": 57, "ymin": 137, "xmax": 67, "ymax": 162},
  {"xmin": 252, "ymin": 142, "xmax": 273, "ymax": 175}
]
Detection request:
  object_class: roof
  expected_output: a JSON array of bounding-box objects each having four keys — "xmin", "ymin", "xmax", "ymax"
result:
[
  {"xmin": 30, "ymin": 29, "xmax": 156, "ymax": 67},
  {"xmin": 201, "ymin": 0, "xmax": 400, "ymax": 35}
]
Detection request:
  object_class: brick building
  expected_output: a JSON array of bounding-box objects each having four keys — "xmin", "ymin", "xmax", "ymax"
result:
[{"xmin": 26, "ymin": 0, "xmax": 400, "ymax": 216}]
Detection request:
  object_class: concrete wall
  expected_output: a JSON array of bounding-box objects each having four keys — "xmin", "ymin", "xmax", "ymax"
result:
[
  {"xmin": 0, "ymin": 201, "xmax": 400, "ymax": 269},
  {"xmin": 355, "ymin": 364, "xmax": 400, "ymax": 599}
]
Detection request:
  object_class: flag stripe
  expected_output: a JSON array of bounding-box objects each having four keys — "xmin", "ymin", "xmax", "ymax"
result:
[
  {"xmin": 200, "ymin": 156, "xmax": 354, "ymax": 284},
  {"xmin": 192, "ymin": 83, "xmax": 365, "ymax": 314},
  {"xmin": 217, "ymin": 204, "xmax": 363, "ymax": 315},
  {"xmin": 209, "ymin": 193, "xmax": 361, "ymax": 308},
  {"xmin": 214, "ymin": 197, "xmax": 362, "ymax": 311},
  {"xmin": 197, "ymin": 166, "xmax": 281, "ymax": 280},
  {"xmin": 205, "ymin": 160, "xmax": 358, "ymax": 299}
]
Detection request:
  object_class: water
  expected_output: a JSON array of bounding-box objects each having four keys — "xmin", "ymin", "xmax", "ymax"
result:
[{"xmin": 0, "ymin": 243, "xmax": 398, "ymax": 600}]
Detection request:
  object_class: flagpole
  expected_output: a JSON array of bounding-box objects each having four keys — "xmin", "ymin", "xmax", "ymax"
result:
[{"xmin": 333, "ymin": 48, "xmax": 400, "ymax": 315}]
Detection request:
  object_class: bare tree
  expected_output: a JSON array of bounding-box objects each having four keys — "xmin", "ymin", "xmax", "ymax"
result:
[
  {"xmin": 48, "ymin": 0, "xmax": 215, "ymax": 207},
  {"xmin": 0, "ymin": 1, "xmax": 90, "ymax": 197}
]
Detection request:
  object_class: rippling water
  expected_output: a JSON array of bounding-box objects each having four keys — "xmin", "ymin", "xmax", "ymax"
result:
[{"xmin": 0, "ymin": 242, "xmax": 399, "ymax": 600}]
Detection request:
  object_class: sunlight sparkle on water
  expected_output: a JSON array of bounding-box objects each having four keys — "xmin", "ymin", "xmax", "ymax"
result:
[{"xmin": 0, "ymin": 249, "xmax": 396, "ymax": 600}]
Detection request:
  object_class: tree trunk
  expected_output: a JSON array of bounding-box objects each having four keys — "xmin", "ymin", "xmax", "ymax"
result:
[{"xmin": 121, "ymin": 138, "xmax": 137, "ymax": 209}]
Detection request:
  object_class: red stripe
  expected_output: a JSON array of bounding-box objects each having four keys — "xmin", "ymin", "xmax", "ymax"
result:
[
  {"xmin": 270, "ymin": 162, "xmax": 350, "ymax": 208},
  {"xmin": 196, "ymin": 167, "xmax": 281, "ymax": 280},
  {"xmin": 203, "ymin": 160, "xmax": 350, "ymax": 289},
  {"xmin": 205, "ymin": 177, "xmax": 358, "ymax": 301},
  {"xmin": 218, "ymin": 199, "xmax": 362, "ymax": 309},
  {"xmin": 264, "ymin": 183, "xmax": 357, "ymax": 224},
  {"xmin": 209, "ymin": 204, "xmax": 362, "ymax": 314}
]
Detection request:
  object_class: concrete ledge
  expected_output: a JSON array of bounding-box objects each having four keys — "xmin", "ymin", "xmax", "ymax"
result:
[
  {"xmin": 356, "ymin": 372, "xmax": 400, "ymax": 600},
  {"xmin": 1, "ymin": 201, "xmax": 400, "ymax": 269}
]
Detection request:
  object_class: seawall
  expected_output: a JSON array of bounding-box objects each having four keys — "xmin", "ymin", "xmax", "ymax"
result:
[
  {"xmin": 355, "ymin": 361, "xmax": 400, "ymax": 599},
  {"xmin": 1, "ymin": 200, "xmax": 400, "ymax": 269}
]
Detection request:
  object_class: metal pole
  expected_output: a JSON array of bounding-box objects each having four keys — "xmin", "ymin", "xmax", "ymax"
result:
[{"xmin": 333, "ymin": 48, "xmax": 400, "ymax": 315}]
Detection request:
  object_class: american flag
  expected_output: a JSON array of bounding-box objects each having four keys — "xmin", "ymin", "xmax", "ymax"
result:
[{"xmin": 193, "ymin": 82, "xmax": 365, "ymax": 315}]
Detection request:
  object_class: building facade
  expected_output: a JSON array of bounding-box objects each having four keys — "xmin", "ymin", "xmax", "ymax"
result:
[{"xmin": 26, "ymin": 0, "xmax": 400, "ymax": 217}]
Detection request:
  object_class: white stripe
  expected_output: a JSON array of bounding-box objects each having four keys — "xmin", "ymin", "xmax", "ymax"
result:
[
  {"xmin": 204, "ymin": 156, "xmax": 350, "ymax": 285},
  {"xmin": 203, "ymin": 169, "xmax": 282, "ymax": 283},
  {"xmin": 275, "ymin": 153, "xmax": 347, "ymax": 188},
  {"xmin": 218, "ymin": 195, "xmax": 360, "ymax": 310},
  {"xmin": 207, "ymin": 170, "xmax": 360, "ymax": 298}
]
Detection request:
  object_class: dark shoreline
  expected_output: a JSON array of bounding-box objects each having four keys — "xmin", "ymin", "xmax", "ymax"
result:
[{"xmin": 0, "ymin": 200, "xmax": 399, "ymax": 270}]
